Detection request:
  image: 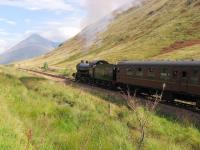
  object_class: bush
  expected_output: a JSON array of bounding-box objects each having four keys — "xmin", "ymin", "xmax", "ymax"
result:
[
  {"xmin": 43, "ymin": 62, "xmax": 48, "ymax": 71},
  {"xmin": 58, "ymin": 43, "xmax": 63, "ymax": 47}
]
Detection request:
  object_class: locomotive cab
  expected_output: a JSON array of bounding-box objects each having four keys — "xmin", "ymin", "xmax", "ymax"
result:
[{"xmin": 89, "ymin": 60, "xmax": 116, "ymax": 87}]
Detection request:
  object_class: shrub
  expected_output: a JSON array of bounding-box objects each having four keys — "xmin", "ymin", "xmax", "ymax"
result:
[{"xmin": 43, "ymin": 62, "xmax": 48, "ymax": 71}]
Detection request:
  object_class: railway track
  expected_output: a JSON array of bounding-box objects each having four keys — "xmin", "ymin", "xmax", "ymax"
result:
[
  {"xmin": 18, "ymin": 68, "xmax": 67, "ymax": 79},
  {"xmin": 18, "ymin": 68, "xmax": 200, "ymax": 126}
]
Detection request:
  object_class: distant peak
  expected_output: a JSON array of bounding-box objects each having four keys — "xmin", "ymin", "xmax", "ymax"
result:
[
  {"xmin": 28, "ymin": 34, "xmax": 44, "ymax": 39},
  {"xmin": 24, "ymin": 34, "xmax": 53, "ymax": 44}
]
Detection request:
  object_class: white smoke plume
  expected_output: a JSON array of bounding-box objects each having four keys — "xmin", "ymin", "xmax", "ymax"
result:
[
  {"xmin": 80, "ymin": 0, "xmax": 141, "ymax": 50},
  {"xmin": 82, "ymin": 0, "xmax": 141, "ymax": 26}
]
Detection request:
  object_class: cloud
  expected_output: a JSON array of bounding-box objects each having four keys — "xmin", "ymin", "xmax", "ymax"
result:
[
  {"xmin": 0, "ymin": 29, "xmax": 9, "ymax": 36},
  {"xmin": 0, "ymin": 0, "xmax": 73, "ymax": 11},
  {"xmin": 0, "ymin": 1, "xmax": 82, "ymax": 52},
  {"xmin": 0, "ymin": 39, "xmax": 7, "ymax": 54},
  {"xmin": 0, "ymin": 0, "xmax": 142, "ymax": 53},
  {"xmin": 0, "ymin": 16, "xmax": 82, "ymax": 52},
  {"xmin": 41, "ymin": 26, "xmax": 81, "ymax": 42},
  {"xmin": 79, "ymin": 0, "xmax": 141, "ymax": 49},
  {"xmin": 0, "ymin": 30, "xmax": 21, "ymax": 53},
  {"xmin": 0, "ymin": 18, "xmax": 16, "ymax": 25},
  {"xmin": 24, "ymin": 17, "xmax": 82, "ymax": 42},
  {"xmin": 0, "ymin": 30, "xmax": 9, "ymax": 53},
  {"xmin": 0, "ymin": 36, "xmax": 13, "ymax": 54},
  {"xmin": 81, "ymin": 0, "xmax": 140, "ymax": 26}
]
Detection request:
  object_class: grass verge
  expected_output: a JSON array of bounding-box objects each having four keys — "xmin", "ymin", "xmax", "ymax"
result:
[{"xmin": 0, "ymin": 66, "xmax": 199, "ymax": 150}]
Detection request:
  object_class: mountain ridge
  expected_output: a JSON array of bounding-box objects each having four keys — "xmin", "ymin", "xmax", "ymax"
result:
[{"xmin": 0, "ymin": 34, "xmax": 59, "ymax": 64}]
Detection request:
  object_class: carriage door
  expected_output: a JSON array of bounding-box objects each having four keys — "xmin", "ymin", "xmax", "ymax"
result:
[{"xmin": 180, "ymin": 68, "xmax": 189, "ymax": 92}]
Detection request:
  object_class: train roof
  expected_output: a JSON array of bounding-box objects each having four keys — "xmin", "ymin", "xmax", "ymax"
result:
[
  {"xmin": 90, "ymin": 60, "xmax": 109, "ymax": 66},
  {"xmin": 118, "ymin": 61, "xmax": 200, "ymax": 66}
]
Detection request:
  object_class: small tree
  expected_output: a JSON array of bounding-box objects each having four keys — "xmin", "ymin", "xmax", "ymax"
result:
[
  {"xmin": 58, "ymin": 43, "xmax": 63, "ymax": 47},
  {"xmin": 43, "ymin": 62, "xmax": 48, "ymax": 71},
  {"xmin": 121, "ymin": 83, "xmax": 166, "ymax": 150}
]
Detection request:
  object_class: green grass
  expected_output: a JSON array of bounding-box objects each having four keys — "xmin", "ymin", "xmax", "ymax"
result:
[
  {"xmin": 0, "ymin": 96, "xmax": 27, "ymax": 150},
  {"xmin": 0, "ymin": 66, "xmax": 200, "ymax": 149}
]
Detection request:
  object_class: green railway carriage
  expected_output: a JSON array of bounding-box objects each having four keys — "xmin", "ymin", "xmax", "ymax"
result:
[{"xmin": 89, "ymin": 60, "xmax": 116, "ymax": 83}]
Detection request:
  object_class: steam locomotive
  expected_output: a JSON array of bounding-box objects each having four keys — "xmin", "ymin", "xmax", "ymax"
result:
[{"xmin": 74, "ymin": 60, "xmax": 200, "ymax": 108}]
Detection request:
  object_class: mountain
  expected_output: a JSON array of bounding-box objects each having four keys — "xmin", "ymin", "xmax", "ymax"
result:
[
  {"xmin": 0, "ymin": 34, "xmax": 59, "ymax": 64},
  {"xmin": 20, "ymin": 0, "xmax": 200, "ymax": 69}
]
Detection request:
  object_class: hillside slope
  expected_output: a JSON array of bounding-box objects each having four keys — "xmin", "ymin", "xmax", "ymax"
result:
[
  {"xmin": 0, "ymin": 34, "xmax": 58, "ymax": 64},
  {"xmin": 20, "ymin": 0, "xmax": 200, "ymax": 69}
]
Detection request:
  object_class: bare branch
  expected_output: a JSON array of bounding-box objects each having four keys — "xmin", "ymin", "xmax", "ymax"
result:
[{"xmin": 121, "ymin": 84, "xmax": 166, "ymax": 150}]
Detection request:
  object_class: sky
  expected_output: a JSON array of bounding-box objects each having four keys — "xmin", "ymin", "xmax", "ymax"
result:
[
  {"xmin": 0, "ymin": 0, "xmax": 86, "ymax": 53},
  {"xmin": 0, "ymin": 0, "xmax": 137, "ymax": 53}
]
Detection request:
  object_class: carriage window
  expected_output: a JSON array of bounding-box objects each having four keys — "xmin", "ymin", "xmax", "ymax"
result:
[
  {"xmin": 160, "ymin": 68, "xmax": 170, "ymax": 80},
  {"xmin": 126, "ymin": 68, "xmax": 134, "ymax": 76},
  {"xmin": 148, "ymin": 68, "xmax": 155, "ymax": 78},
  {"xmin": 182, "ymin": 71, "xmax": 187, "ymax": 78},
  {"xmin": 136, "ymin": 67, "xmax": 143, "ymax": 77},
  {"xmin": 191, "ymin": 70, "xmax": 199, "ymax": 84}
]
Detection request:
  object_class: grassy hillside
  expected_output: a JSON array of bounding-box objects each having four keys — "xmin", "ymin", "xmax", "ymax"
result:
[
  {"xmin": 19, "ymin": 0, "xmax": 200, "ymax": 69},
  {"xmin": 0, "ymin": 66, "xmax": 200, "ymax": 149}
]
